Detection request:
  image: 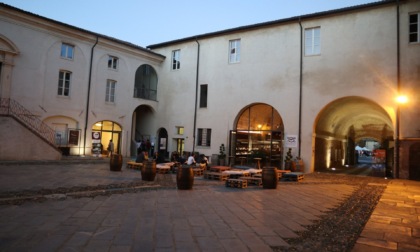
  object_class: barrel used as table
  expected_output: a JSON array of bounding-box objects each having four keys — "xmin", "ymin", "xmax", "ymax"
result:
[
  {"xmin": 109, "ymin": 154, "xmax": 123, "ymax": 171},
  {"xmin": 262, "ymin": 166, "xmax": 278, "ymax": 189},
  {"xmin": 177, "ymin": 165, "xmax": 194, "ymax": 190},
  {"xmin": 141, "ymin": 160, "xmax": 156, "ymax": 181}
]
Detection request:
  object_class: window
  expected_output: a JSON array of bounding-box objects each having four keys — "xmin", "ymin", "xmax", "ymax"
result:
[
  {"xmin": 305, "ymin": 27, "xmax": 321, "ymax": 56},
  {"xmin": 134, "ymin": 64, "xmax": 158, "ymax": 100},
  {"xmin": 108, "ymin": 56, "xmax": 118, "ymax": 70},
  {"xmin": 58, "ymin": 70, "xmax": 71, "ymax": 96},
  {"xmin": 197, "ymin": 128, "xmax": 211, "ymax": 147},
  {"xmin": 409, "ymin": 13, "xmax": 419, "ymax": 43},
  {"xmin": 106, "ymin": 80, "xmax": 116, "ymax": 103},
  {"xmin": 199, "ymin": 84, "xmax": 208, "ymax": 108},
  {"xmin": 176, "ymin": 126, "xmax": 184, "ymax": 135},
  {"xmin": 172, "ymin": 50, "xmax": 180, "ymax": 70},
  {"xmin": 60, "ymin": 43, "xmax": 74, "ymax": 59},
  {"xmin": 229, "ymin": 39, "xmax": 241, "ymax": 63}
]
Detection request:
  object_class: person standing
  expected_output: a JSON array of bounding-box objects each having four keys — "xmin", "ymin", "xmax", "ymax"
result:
[{"xmin": 107, "ymin": 139, "xmax": 114, "ymax": 157}]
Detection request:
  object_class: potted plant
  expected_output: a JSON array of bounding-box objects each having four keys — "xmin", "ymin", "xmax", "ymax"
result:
[
  {"xmin": 218, "ymin": 144, "xmax": 226, "ymax": 166},
  {"xmin": 294, "ymin": 156, "xmax": 304, "ymax": 172},
  {"xmin": 284, "ymin": 148, "xmax": 293, "ymax": 171}
]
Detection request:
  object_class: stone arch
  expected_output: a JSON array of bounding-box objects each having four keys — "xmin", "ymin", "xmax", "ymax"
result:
[
  {"xmin": 313, "ymin": 96, "xmax": 394, "ymax": 175},
  {"xmin": 0, "ymin": 34, "xmax": 19, "ymax": 99}
]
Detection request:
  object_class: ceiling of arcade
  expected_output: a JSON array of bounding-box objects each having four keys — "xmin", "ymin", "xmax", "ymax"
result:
[{"xmin": 315, "ymin": 97, "xmax": 394, "ymax": 143}]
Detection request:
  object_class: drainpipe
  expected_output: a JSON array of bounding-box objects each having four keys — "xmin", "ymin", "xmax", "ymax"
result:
[
  {"xmin": 298, "ymin": 17, "xmax": 303, "ymax": 158},
  {"xmin": 83, "ymin": 36, "xmax": 99, "ymax": 156},
  {"xmin": 192, "ymin": 38, "xmax": 200, "ymax": 153},
  {"xmin": 395, "ymin": 0, "xmax": 401, "ymax": 178}
]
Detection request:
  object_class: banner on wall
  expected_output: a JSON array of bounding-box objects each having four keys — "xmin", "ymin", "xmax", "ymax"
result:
[
  {"xmin": 91, "ymin": 132, "xmax": 102, "ymax": 157},
  {"xmin": 160, "ymin": 138, "xmax": 167, "ymax": 150},
  {"xmin": 68, "ymin": 130, "xmax": 80, "ymax": 145},
  {"xmin": 285, "ymin": 135, "xmax": 298, "ymax": 148}
]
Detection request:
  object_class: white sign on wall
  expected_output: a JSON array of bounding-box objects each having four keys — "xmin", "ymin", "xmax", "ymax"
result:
[{"xmin": 285, "ymin": 135, "xmax": 298, "ymax": 148}]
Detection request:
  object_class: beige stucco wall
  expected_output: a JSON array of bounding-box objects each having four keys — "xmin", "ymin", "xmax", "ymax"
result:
[
  {"xmin": 0, "ymin": 117, "xmax": 61, "ymax": 160},
  {"xmin": 0, "ymin": 10, "xmax": 164, "ymax": 157},
  {"xmin": 0, "ymin": 1, "xmax": 418, "ymax": 171},
  {"xmin": 152, "ymin": 1, "xmax": 420, "ymax": 172}
]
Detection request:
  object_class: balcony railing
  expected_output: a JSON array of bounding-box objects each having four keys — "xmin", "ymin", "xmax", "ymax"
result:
[{"xmin": 0, "ymin": 98, "xmax": 56, "ymax": 147}]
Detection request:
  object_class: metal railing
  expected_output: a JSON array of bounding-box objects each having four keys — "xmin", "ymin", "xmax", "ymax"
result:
[{"xmin": 0, "ymin": 98, "xmax": 56, "ymax": 147}]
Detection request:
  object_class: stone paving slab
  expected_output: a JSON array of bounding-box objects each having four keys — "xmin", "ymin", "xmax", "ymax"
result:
[
  {"xmin": 0, "ymin": 174, "xmax": 355, "ymax": 251},
  {"xmin": 353, "ymin": 180, "xmax": 420, "ymax": 252},
  {"xmin": 0, "ymin": 161, "xmax": 419, "ymax": 251}
]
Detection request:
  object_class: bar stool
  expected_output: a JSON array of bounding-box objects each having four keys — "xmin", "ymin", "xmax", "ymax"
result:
[
  {"xmin": 239, "ymin": 156, "xmax": 246, "ymax": 166},
  {"xmin": 254, "ymin": 158, "xmax": 262, "ymax": 169},
  {"xmin": 228, "ymin": 156, "xmax": 235, "ymax": 167}
]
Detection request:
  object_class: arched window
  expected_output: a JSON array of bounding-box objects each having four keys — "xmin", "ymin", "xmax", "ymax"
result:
[
  {"xmin": 232, "ymin": 103, "xmax": 284, "ymax": 168},
  {"xmin": 134, "ymin": 64, "xmax": 157, "ymax": 100}
]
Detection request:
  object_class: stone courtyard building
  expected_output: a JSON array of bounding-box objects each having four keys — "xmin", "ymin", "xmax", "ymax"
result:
[{"xmin": 0, "ymin": 0, "xmax": 419, "ymax": 179}]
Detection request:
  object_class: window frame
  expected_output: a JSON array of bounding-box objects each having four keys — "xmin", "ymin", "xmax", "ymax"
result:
[
  {"xmin": 176, "ymin": 126, "xmax": 184, "ymax": 135},
  {"xmin": 108, "ymin": 56, "xmax": 119, "ymax": 70},
  {"xmin": 304, "ymin": 27, "xmax": 321, "ymax": 56},
  {"xmin": 106, "ymin": 79, "xmax": 116, "ymax": 103},
  {"xmin": 197, "ymin": 128, "xmax": 211, "ymax": 147},
  {"xmin": 58, "ymin": 70, "xmax": 71, "ymax": 97},
  {"xmin": 199, "ymin": 84, "xmax": 208, "ymax": 108},
  {"xmin": 60, "ymin": 43, "xmax": 74, "ymax": 60},
  {"xmin": 409, "ymin": 13, "xmax": 420, "ymax": 43},
  {"xmin": 172, "ymin": 49, "xmax": 181, "ymax": 70},
  {"xmin": 228, "ymin": 39, "xmax": 241, "ymax": 63}
]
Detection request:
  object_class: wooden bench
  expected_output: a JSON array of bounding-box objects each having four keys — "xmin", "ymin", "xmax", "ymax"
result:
[
  {"xmin": 156, "ymin": 165, "xmax": 171, "ymax": 174},
  {"xmin": 226, "ymin": 179, "xmax": 247, "ymax": 188},
  {"xmin": 127, "ymin": 161, "xmax": 143, "ymax": 170},
  {"xmin": 204, "ymin": 171, "xmax": 229, "ymax": 181},
  {"xmin": 193, "ymin": 168, "xmax": 204, "ymax": 176},
  {"xmin": 282, "ymin": 172, "xmax": 304, "ymax": 182},
  {"xmin": 239, "ymin": 176, "xmax": 262, "ymax": 186}
]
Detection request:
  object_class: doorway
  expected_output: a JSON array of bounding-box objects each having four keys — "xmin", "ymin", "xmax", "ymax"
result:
[{"xmin": 92, "ymin": 121, "xmax": 122, "ymax": 155}]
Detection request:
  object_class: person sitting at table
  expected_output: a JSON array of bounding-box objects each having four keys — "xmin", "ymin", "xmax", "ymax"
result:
[
  {"xmin": 199, "ymin": 154, "xmax": 209, "ymax": 170},
  {"xmin": 185, "ymin": 153, "xmax": 196, "ymax": 166},
  {"xmin": 135, "ymin": 150, "xmax": 145, "ymax": 163}
]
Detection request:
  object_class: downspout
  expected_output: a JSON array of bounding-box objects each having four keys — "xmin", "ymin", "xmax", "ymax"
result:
[
  {"xmin": 298, "ymin": 17, "xmax": 303, "ymax": 158},
  {"xmin": 192, "ymin": 38, "xmax": 200, "ymax": 153},
  {"xmin": 83, "ymin": 36, "xmax": 99, "ymax": 156},
  {"xmin": 395, "ymin": 0, "xmax": 400, "ymax": 178}
]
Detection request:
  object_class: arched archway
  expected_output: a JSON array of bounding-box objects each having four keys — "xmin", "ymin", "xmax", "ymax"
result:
[
  {"xmin": 134, "ymin": 64, "xmax": 157, "ymax": 100},
  {"xmin": 314, "ymin": 96, "xmax": 394, "ymax": 176},
  {"xmin": 230, "ymin": 103, "xmax": 284, "ymax": 168},
  {"xmin": 156, "ymin": 128, "xmax": 168, "ymax": 162},
  {"xmin": 131, "ymin": 105, "xmax": 155, "ymax": 157}
]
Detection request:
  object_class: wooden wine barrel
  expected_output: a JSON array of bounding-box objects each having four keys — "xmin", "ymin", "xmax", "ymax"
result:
[
  {"xmin": 109, "ymin": 154, "xmax": 123, "ymax": 171},
  {"xmin": 262, "ymin": 167, "xmax": 278, "ymax": 189},
  {"xmin": 177, "ymin": 165, "xmax": 194, "ymax": 190},
  {"xmin": 141, "ymin": 160, "xmax": 156, "ymax": 181}
]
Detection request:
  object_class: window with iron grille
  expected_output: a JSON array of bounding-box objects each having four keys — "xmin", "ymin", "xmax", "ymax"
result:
[{"xmin": 197, "ymin": 128, "xmax": 211, "ymax": 147}]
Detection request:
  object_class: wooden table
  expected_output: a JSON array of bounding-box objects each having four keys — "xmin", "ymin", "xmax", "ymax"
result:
[{"xmin": 210, "ymin": 166, "xmax": 231, "ymax": 172}]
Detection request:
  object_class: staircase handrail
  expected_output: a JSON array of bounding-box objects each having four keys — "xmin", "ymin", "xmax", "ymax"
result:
[{"xmin": 0, "ymin": 98, "xmax": 56, "ymax": 146}]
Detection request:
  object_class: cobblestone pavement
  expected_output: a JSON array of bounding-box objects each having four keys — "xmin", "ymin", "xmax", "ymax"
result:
[{"xmin": 0, "ymin": 160, "xmax": 418, "ymax": 251}]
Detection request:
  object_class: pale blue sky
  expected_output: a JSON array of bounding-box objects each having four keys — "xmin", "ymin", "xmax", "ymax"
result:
[{"xmin": 2, "ymin": 0, "xmax": 379, "ymax": 47}]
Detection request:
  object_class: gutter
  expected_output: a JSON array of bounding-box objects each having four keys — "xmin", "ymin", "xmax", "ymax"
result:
[
  {"xmin": 395, "ymin": 0, "xmax": 401, "ymax": 178},
  {"xmin": 192, "ymin": 38, "xmax": 200, "ymax": 153},
  {"xmin": 83, "ymin": 36, "xmax": 99, "ymax": 156},
  {"xmin": 298, "ymin": 17, "xmax": 303, "ymax": 158}
]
